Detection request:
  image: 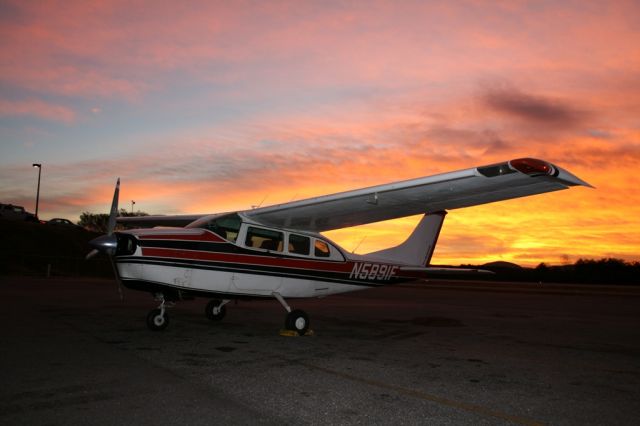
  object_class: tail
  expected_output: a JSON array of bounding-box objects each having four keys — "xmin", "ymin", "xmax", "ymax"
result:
[{"xmin": 367, "ymin": 211, "xmax": 446, "ymax": 266}]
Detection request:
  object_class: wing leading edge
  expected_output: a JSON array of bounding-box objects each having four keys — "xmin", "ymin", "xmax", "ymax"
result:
[{"xmin": 245, "ymin": 158, "xmax": 591, "ymax": 232}]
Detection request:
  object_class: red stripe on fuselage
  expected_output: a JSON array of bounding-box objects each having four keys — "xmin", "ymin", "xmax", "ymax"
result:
[
  {"xmin": 140, "ymin": 247, "xmax": 353, "ymax": 273},
  {"xmin": 139, "ymin": 231, "xmax": 224, "ymax": 242}
]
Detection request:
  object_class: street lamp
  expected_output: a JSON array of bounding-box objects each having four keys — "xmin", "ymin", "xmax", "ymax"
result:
[
  {"xmin": 131, "ymin": 200, "xmax": 135, "ymax": 214},
  {"xmin": 32, "ymin": 163, "xmax": 41, "ymax": 218}
]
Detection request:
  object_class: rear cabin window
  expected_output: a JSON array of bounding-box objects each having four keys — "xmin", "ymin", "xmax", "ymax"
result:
[
  {"xmin": 288, "ymin": 234, "xmax": 310, "ymax": 255},
  {"xmin": 246, "ymin": 227, "xmax": 284, "ymax": 252},
  {"xmin": 314, "ymin": 240, "xmax": 331, "ymax": 257}
]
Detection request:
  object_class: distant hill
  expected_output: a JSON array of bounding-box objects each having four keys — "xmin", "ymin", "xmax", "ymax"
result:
[{"xmin": 481, "ymin": 261, "xmax": 523, "ymax": 270}]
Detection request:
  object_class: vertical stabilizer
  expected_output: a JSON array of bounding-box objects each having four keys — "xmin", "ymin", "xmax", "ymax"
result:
[{"xmin": 367, "ymin": 211, "xmax": 446, "ymax": 266}]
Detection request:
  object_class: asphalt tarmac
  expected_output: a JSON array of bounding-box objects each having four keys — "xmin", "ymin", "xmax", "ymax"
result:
[{"xmin": 1, "ymin": 277, "xmax": 639, "ymax": 425}]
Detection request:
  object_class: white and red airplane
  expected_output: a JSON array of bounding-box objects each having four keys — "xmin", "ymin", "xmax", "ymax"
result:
[{"xmin": 88, "ymin": 158, "xmax": 590, "ymax": 334}]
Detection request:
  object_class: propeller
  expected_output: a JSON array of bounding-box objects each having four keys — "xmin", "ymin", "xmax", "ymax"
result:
[{"xmin": 86, "ymin": 178, "xmax": 124, "ymax": 300}]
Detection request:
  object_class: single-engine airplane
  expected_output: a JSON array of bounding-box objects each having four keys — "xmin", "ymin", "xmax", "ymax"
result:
[{"xmin": 87, "ymin": 158, "xmax": 591, "ymax": 334}]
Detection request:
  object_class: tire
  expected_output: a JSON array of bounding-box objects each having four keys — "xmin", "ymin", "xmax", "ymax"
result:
[
  {"xmin": 146, "ymin": 308, "xmax": 169, "ymax": 331},
  {"xmin": 285, "ymin": 309, "xmax": 309, "ymax": 335},
  {"xmin": 205, "ymin": 299, "xmax": 227, "ymax": 321}
]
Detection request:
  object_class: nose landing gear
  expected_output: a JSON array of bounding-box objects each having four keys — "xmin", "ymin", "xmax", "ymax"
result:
[{"xmin": 146, "ymin": 294, "xmax": 173, "ymax": 331}]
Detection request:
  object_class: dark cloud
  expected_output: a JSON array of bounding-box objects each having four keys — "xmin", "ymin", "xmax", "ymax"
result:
[
  {"xmin": 420, "ymin": 126, "xmax": 513, "ymax": 158},
  {"xmin": 587, "ymin": 129, "xmax": 612, "ymax": 139},
  {"xmin": 482, "ymin": 135, "xmax": 511, "ymax": 155},
  {"xmin": 482, "ymin": 86, "xmax": 585, "ymax": 126},
  {"xmin": 0, "ymin": 1, "xmax": 27, "ymax": 24}
]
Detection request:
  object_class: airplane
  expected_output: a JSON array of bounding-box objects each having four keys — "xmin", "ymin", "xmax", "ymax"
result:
[{"xmin": 87, "ymin": 157, "xmax": 591, "ymax": 334}]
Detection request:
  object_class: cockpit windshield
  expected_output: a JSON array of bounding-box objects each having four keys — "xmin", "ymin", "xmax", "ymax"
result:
[{"xmin": 187, "ymin": 213, "xmax": 242, "ymax": 242}]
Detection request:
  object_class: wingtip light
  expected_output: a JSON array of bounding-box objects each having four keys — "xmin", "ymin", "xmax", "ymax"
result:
[{"xmin": 509, "ymin": 158, "xmax": 556, "ymax": 176}]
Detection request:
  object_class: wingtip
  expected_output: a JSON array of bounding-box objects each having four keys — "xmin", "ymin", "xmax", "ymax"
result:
[
  {"xmin": 554, "ymin": 166, "xmax": 593, "ymax": 189},
  {"xmin": 571, "ymin": 177, "xmax": 594, "ymax": 189}
]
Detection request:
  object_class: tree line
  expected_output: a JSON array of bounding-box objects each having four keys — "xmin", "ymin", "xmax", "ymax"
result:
[
  {"xmin": 77, "ymin": 209, "xmax": 148, "ymax": 232},
  {"xmin": 533, "ymin": 258, "xmax": 640, "ymax": 284}
]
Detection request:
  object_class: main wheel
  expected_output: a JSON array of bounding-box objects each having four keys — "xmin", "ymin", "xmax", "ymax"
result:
[
  {"xmin": 146, "ymin": 308, "xmax": 170, "ymax": 331},
  {"xmin": 285, "ymin": 309, "xmax": 309, "ymax": 335},
  {"xmin": 205, "ymin": 299, "xmax": 226, "ymax": 321}
]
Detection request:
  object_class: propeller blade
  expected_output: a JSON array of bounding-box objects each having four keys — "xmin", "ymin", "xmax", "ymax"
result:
[
  {"xmin": 85, "ymin": 249, "xmax": 99, "ymax": 260},
  {"xmin": 84, "ymin": 178, "xmax": 124, "ymax": 301},
  {"xmin": 109, "ymin": 256, "xmax": 124, "ymax": 302},
  {"xmin": 107, "ymin": 178, "xmax": 120, "ymax": 236}
]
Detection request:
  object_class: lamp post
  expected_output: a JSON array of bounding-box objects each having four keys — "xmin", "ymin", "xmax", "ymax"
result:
[
  {"xmin": 32, "ymin": 163, "xmax": 41, "ymax": 218},
  {"xmin": 131, "ymin": 200, "xmax": 135, "ymax": 214}
]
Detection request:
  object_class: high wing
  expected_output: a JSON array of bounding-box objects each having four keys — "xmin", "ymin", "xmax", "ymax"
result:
[
  {"xmin": 245, "ymin": 158, "xmax": 591, "ymax": 232},
  {"xmin": 116, "ymin": 158, "xmax": 590, "ymax": 231}
]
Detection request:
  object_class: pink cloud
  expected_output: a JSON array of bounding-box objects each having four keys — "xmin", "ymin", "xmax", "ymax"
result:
[
  {"xmin": 0, "ymin": 99, "xmax": 75, "ymax": 123},
  {"xmin": 2, "ymin": 1, "xmax": 638, "ymax": 105}
]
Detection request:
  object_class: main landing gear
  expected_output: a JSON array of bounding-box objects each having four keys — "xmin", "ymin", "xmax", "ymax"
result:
[
  {"xmin": 273, "ymin": 292, "xmax": 310, "ymax": 336},
  {"xmin": 205, "ymin": 299, "xmax": 229, "ymax": 321}
]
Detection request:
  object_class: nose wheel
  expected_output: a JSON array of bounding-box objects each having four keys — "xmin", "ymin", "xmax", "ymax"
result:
[
  {"xmin": 146, "ymin": 308, "xmax": 170, "ymax": 331},
  {"xmin": 146, "ymin": 294, "xmax": 172, "ymax": 331}
]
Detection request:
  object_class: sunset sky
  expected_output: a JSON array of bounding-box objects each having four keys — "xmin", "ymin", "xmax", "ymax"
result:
[{"xmin": 1, "ymin": 1, "xmax": 638, "ymax": 266}]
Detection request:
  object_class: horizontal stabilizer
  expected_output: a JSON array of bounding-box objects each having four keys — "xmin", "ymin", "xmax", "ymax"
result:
[{"xmin": 401, "ymin": 266, "xmax": 495, "ymax": 276}]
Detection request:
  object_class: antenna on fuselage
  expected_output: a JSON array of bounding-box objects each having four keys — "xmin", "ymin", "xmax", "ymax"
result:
[
  {"xmin": 251, "ymin": 194, "xmax": 269, "ymax": 209},
  {"xmin": 351, "ymin": 236, "xmax": 367, "ymax": 254}
]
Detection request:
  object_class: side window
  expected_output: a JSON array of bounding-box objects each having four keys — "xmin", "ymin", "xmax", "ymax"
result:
[
  {"xmin": 245, "ymin": 227, "xmax": 284, "ymax": 252},
  {"xmin": 221, "ymin": 215, "xmax": 242, "ymax": 242},
  {"xmin": 288, "ymin": 234, "xmax": 310, "ymax": 255},
  {"xmin": 314, "ymin": 239, "xmax": 331, "ymax": 257},
  {"xmin": 190, "ymin": 213, "xmax": 242, "ymax": 242}
]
